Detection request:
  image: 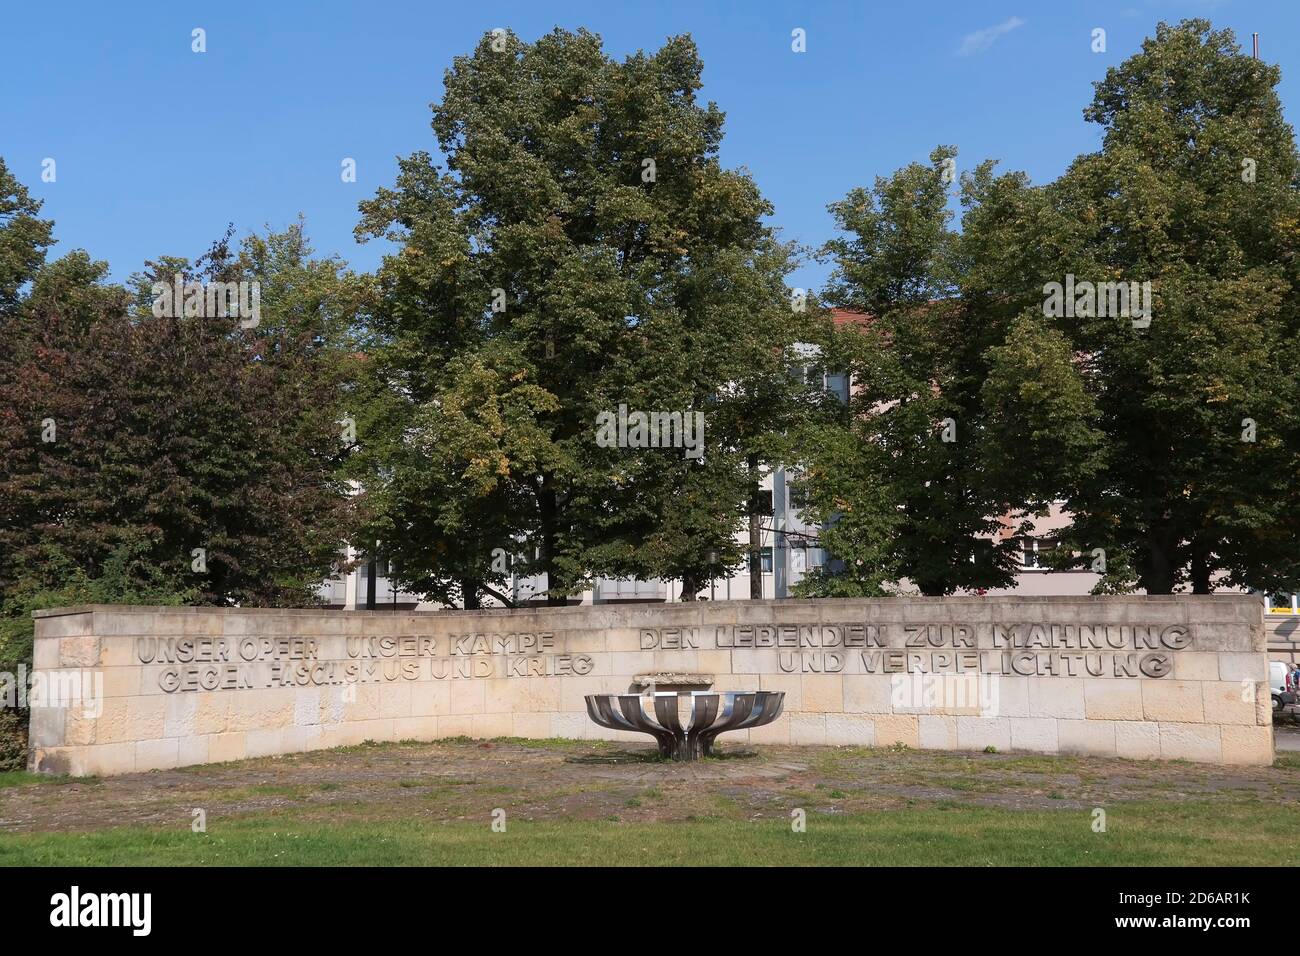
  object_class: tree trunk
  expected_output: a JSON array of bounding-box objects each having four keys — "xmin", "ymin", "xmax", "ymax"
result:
[
  {"xmin": 748, "ymin": 455, "xmax": 763, "ymax": 600},
  {"xmin": 1190, "ymin": 541, "xmax": 1213, "ymax": 594},
  {"xmin": 1140, "ymin": 528, "xmax": 1178, "ymax": 594},
  {"xmin": 537, "ymin": 474, "xmax": 566, "ymax": 606},
  {"xmin": 461, "ymin": 577, "xmax": 480, "ymax": 610},
  {"xmin": 365, "ymin": 555, "xmax": 377, "ymax": 610}
]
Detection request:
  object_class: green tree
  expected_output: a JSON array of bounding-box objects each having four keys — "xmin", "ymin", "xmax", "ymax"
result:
[
  {"xmin": 354, "ymin": 29, "xmax": 815, "ymax": 605},
  {"xmin": 1039, "ymin": 20, "xmax": 1300, "ymax": 594},
  {"xmin": 0, "ymin": 211, "xmax": 357, "ymax": 606},
  {"xmin": 0, "ymin": 157, "xmax": 53, "ymax": 314},
  {"xmin": 799, "ymin": 144, "xmax": 1104, "ymax": 596},
  {"xmin": 807, "ymin": 20, "xmax": 1299, "ymax": 598}
]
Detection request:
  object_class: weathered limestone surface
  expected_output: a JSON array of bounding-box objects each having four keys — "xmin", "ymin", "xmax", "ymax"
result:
[{"xmin": 27, "ymin": 595, "xmax": 1271, "ymax": 775}]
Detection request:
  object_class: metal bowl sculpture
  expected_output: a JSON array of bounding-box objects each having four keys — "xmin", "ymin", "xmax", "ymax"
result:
[{"xmin": 584, "ymin": 690, "xmax": 785, "ymax": 761}]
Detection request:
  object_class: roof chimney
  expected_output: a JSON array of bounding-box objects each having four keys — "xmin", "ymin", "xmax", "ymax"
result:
[{"xmin": 1253, "ymin": 32, "xmax": 1259, "ymax": 59}]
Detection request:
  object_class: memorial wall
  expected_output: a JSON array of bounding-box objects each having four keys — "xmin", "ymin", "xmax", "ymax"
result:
[{"xmin": 27, "ymin": 595, "xmax": 1272, "ymax": 775}]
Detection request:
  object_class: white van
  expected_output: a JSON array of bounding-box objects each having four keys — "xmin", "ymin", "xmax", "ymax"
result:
[{"xmin": 1269, "ymin": 661, "xmax": 1295, "ymax": 713}]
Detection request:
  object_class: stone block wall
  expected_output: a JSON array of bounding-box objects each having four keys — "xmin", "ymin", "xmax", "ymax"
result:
[{"xmin": 27, "ymin": 595, "xmax": 1271, "ymax": 775}]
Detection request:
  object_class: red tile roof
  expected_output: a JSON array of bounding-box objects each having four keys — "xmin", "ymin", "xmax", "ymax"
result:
[{"xmin": 828, "ymin": 308, "xmax": 872, "ymax": 329}]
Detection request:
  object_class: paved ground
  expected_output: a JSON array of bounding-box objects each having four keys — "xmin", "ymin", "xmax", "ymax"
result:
[
  {"xmin": 1275, "ymin": 724, "xmax": 1300, "ymax": 751},
  {"xmin": 2, "ymin": 736, "xmax": 1299, "ymax": 835}
]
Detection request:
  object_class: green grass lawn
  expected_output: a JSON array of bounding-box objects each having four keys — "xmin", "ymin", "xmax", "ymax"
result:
[
  {"xmin": 1, "ymin": 799, "xmax": 1295, "ymax": 866},
  {"xmin": 3, "ymin": 738, "xmax": 1298, "ymax": 866}
]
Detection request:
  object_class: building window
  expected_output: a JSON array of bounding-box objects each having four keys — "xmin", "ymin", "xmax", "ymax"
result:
[
  {"xmin": 1267, "ymin": 593, "xmax": 1298, "ymax": 614},
  {"xmin": 789, "ymin": 544, "xmax": 823, "ymax": 572},
  {"xmin": 1020, "ymin": 538, "xmax": 1055, "ymax": 570},
  {"xmin": 760, "ymin": 547, "xmax": 773, "ymax": 573}
]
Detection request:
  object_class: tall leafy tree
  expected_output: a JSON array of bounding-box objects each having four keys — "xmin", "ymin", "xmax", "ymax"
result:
[
  {"xmin": 0, "ymin": 157, "xmax": 53, "ymax": 314},
  {"xmin": 802, "ymin": 19, "xmax": 1299, "ymax": 599},
  {"xmin": 0, "ymin": 156, "xmax": 56, "ymax": 604},
  {"xmin": 797, "ymin": 147, "xmax": 1103, "ymax": 596},
  {"xmin": 0, "ymin": 210, "xmax": 357, "ymax": 606},
  {"xmin": 1039, "ymin": 19, "xmax": 1300, "ymax": 594},
  {"xmin": 354, "ymin": 29, "xmax": 813, "ymax": 605}
]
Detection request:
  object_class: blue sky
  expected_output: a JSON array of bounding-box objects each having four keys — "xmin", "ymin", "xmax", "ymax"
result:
[{"xmin": 2, "ymin": 0, "xmax": 1297, "ymax": 293}]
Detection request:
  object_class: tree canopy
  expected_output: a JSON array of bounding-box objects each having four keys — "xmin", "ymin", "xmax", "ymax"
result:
[
  {"xmin": 0, "ymin": 204, "xmax": 359, "ymax": 607},
  {"xmin": 2, "ymin": 18, "xmax": 1297, "ymax": 612},
  {"xmin": 350, "ymin": 28, "xmax": 819, "ymax": 606},
  {"xmin": 801, "ymin": 19, "xmax": 1299, "ymax": 597}
]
